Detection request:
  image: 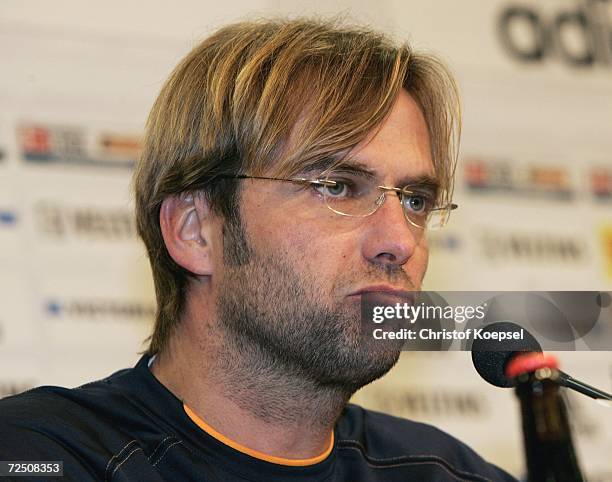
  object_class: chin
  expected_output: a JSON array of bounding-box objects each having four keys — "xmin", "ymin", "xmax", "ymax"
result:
[{"xmin": 316, "ymin": 348, "xmax": 401, "ymax": 393}]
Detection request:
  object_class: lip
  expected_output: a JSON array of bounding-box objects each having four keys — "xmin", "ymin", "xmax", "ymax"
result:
[{"xmin": 348, "ymin": 285, "xmax": 415, "ymax": 300}]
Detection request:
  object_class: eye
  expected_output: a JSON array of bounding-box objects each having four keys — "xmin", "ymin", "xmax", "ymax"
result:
[
  {"xmin": 403, "ymin": 194, "xmax": 433, "ymax": 215},
  {"xmin": 314, "ymin": 180, "xmax": 351, "ymax": 198}
]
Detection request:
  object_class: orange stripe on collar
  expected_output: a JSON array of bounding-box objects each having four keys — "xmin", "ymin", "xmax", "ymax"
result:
[{"xmin": 183, "ymin": 403, "xmax": 334, "ymax": 466}]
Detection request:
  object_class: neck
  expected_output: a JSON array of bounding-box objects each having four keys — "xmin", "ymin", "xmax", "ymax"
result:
[{"xmin": 151, "ymin": 314, "xmax": 350, "ymax": 460}]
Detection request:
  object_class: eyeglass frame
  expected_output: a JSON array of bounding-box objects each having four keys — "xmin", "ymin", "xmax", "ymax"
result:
[{"xmin": 213, "ymin": 173, "xmax": 458, "ymax": 229}]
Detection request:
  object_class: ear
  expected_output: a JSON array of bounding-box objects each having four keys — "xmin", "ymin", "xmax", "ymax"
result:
[{"xmin": 159, "ymin": 192, "xmax": 214, "ymax": 276}]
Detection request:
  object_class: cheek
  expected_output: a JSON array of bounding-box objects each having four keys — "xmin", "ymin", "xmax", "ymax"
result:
[
  {"xmin": 251, "ymin": 212, "xmax": 358, "ymax": 283},
  {"xmin": 271, "ymin": 220, "xmax": 344, "ymax": 267}
]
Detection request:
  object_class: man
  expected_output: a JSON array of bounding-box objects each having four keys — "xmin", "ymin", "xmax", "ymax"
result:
[{"xmin": 1, "ymin": 19, "xmax": 516, "ymax": 481}]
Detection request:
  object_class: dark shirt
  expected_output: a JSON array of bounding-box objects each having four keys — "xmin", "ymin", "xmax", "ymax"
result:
[{"xmin": 0, "ymin": 356, "xmax": 517, "ymax": 481}]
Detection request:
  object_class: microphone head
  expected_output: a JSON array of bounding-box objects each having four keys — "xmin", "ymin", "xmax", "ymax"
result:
[{"xmin": 471, "ymin": 321, "xmax": 542, "ymax": 388}]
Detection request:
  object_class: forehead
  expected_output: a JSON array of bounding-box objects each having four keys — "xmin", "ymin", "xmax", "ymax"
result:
[{"xmin": 347, "ymin": 89, "xmax": 434, "ymax": 185}]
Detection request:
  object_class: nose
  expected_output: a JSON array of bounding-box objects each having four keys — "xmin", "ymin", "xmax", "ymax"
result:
[{"xmin": 360, "ymin": 192, "xmax": 422, "ymax": 267}]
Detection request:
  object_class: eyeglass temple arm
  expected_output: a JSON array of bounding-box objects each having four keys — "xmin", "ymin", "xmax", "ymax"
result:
[{"xmin": 217, "ymin": 174, "xmax": 337, "ymax": 187}]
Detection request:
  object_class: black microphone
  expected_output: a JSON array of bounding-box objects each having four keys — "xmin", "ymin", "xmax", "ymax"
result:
[
  {"xmin": 471, "ymin": 321, "xmax": 612, "ymax": 401},
  {"xmin": 470, "ymin": 321, "xmax": 542, "ymax": 388}
]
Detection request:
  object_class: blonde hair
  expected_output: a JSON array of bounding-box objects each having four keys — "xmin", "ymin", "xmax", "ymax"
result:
[{"xmin": 133, "ymin": 18, "xmax": 461, "ymax": 355}]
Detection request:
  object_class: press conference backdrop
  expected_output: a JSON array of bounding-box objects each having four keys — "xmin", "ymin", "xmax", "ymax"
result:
[{"xmin": 1, "ymin": 0, "xmax": 611, "ymax": 479}]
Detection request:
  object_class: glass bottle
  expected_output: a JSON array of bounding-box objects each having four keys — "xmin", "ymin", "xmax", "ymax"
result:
[{"xmin": 508, "ymin": 354, "xmax": 585, "ymax": 482}]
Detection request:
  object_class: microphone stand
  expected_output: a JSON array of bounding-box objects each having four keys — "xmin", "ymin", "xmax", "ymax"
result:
[{"xmin": 558, "ymin": 371, "xmax": 612, "ymax": 401}]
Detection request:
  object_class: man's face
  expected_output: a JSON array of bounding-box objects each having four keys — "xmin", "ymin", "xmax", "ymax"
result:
[{"xmin": 215, "ymin": 89, "xmax": 434, "ymax": 392}]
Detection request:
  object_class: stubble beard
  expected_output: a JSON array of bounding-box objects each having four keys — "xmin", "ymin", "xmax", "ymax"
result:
[{"xmin": 213, "ymin": 214, "xmax": 403, "ymax": 422}]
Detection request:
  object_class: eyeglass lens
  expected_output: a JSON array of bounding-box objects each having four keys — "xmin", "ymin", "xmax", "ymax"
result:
[{"xmin": 317, "ymin": 171, "xmax": 449, "ymax": 229}]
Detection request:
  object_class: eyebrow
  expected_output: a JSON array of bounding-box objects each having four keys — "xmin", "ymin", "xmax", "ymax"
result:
[
  {"xmin": 397, "ymin": 175, "xmax": 440, "ymax": 194},
  {"xmin": 301, "ymin": 158, "xmax": 441, "ymax": 193}
]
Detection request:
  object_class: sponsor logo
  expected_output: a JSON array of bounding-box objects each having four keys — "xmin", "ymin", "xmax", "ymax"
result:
[
  {"xmin": 592, "ymin": 167, "xmax": 612, "ymax": 200},
  {"xmin": 498, "ymin": 0, "xmax": 612, "ymax": 69},
  {"xmin": 34, "ymin": 203, "xmax": 135, "ymax": 240},
  {"xmin": 0, "ymin": 209, "xmax": 18, "ymax": 227},
  {"xmin": 601, "ymin": 225, "xmax": 612, "ymax": 278},
  {"xmin": 18, "ymin": 123, "xmax": 141, "ymax": 169},
  {"xmin": 45, "ymin": 298, "xmax": 155, "ymax": 322},
  {"xmin": 480, "ymin": 230, "xmax": 585, "ymax": 263},
  {"xmin": 368, "ymin": 388, "xmax": 486, "ymax": 417},
  {"xmin": 19, "ymin": 124, "xmax": 85, "ymax": 162},
  {"xmin": 0, "ymin": 381, "xmax": 35, "ymax": 397},
  {"xmin": 464, "ymin": 157, "xmax": 574, "ymax": 200},
  {"xmin": 428, "ymin": 232, "xmax": 462, "ymax": 252},
  {"xmin": 96, "ymin": 133, "xmax": 142, "ymax": 162}
]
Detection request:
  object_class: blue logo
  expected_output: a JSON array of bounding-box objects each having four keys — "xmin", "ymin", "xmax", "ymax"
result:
[
  {"xmin": 429, "ymin": 233, "xmax": 462, "ymax": 252},
  {"xmin": 0, "ymin": 210, "xmax": 17, "ymax": 226},
  {"xmin": 46, "ymin": 300, "xmax": 62, "ymax": 316}
]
